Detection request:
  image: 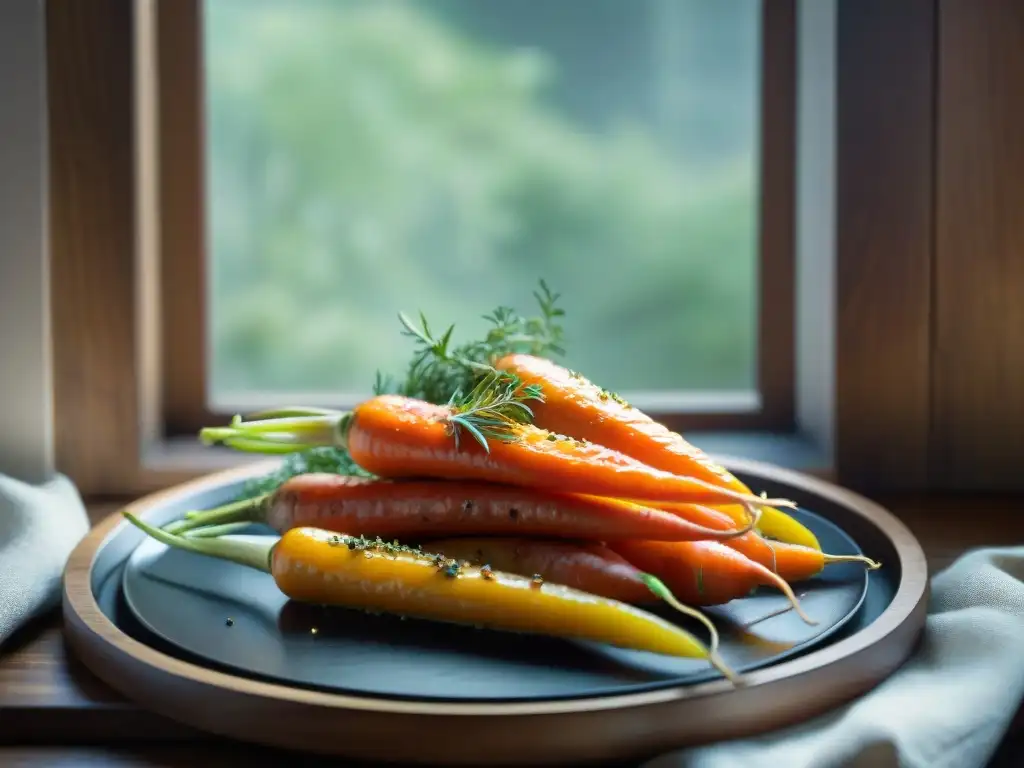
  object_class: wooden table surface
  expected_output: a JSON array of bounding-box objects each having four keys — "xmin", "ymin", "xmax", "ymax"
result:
[{"xmin": 2, "ymin": 495, "xmax": 1023, "ymax": 767}]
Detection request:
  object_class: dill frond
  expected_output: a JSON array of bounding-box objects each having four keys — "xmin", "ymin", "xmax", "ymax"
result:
[
  {"xmin": 445, "ymin": 369, "xmax": 545, "ymax": 452},
  {"xmin": 234, "ymin": 279, "xmax": 566, "ymax": 500},
  {"xmin": 383, "ymin": 279, "xmax": 566, "ymax": 406}
]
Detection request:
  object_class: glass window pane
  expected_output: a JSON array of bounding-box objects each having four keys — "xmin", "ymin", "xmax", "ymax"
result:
[{"xmin": 203, "ymin": 0, "xmax": 761, "ymax": 401}]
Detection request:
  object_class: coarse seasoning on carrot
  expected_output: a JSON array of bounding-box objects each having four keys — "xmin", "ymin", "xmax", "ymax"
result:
[
  {"xmin": 608, "ymin": 538, "xmax": 817, "ymax": 625},
  {"xmin": 121, "ymin": 513, "xmax": 738, "ymax": 680},
  {"xmin": 163, "ymin": 473, "xmax": 758, "ymax": 542},
  {"xmin": 419, "ymin": 536, "xmax": 726, "ymax": 654},
  {"xmin": 493, "ymin": 353, "xmax": 820, "ymax": 551},
  {"xmin": 197, "ymin": 378, "xmax": 797, "ymax": 510}
]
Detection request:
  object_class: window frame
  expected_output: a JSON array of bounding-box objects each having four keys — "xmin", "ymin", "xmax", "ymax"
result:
[
  {"xmin": 38, "ymin": 0, "xmax": 1024, "ymax": 501},
  {"xmin": 157, "ymin": 0, "xmax": 798, "ymax": 438},
  {"xmin": 45, "ymin": 0, "xmax": 849, "ymax": 500}
]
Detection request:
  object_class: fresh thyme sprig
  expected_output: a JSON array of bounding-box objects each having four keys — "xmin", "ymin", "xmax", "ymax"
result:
[
  {"xmin": 233, "ymin": 280, "xmax": 566, "ymax": 499},
  {"xmin": 445, "ymin": 370, "xmax": 544, "ymax": 452},
  {"xmin": 376, "ymin": 279, "xmax": 566, "ymax": 406}
]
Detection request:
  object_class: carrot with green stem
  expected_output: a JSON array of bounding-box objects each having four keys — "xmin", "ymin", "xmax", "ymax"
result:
[
  {"xmin": 197, "ymin": 374, "xmax": 798, "ymax": 510},
  {"xmin": 121, "ymin": 513, "xmax": 739, "ymax": 681},
  {"xmin": 419, "ymin": 536, "xmax": 727, "ymax": 653},
  {"xmin": 492, "ymin": 353, "xmax": 820, "ymax": 551},
  {"xmin": 163, "ymin": 473, "xmax": 759, "ymax": 541},
  {"xmin": 608, "ymin": 539, "xmax": 819, "ymax": 625}
]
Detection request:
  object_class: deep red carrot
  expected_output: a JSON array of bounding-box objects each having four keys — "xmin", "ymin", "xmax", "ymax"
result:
[
  {"xmin": 198, "ymin": 380, "xmax": 797, "ymax": 509},
  {"xmin": 608, "ymin": 539, "xmax": 816, "ymax": 625},
  {"xmin": 420, "ymin": 536, "xmax": 726, "ymax": 655},
  {"xmin": 163, "ymin": 473, "xmax": 758, "ymax": 542},
  {"xmin": 494, "ymin": 353, "xmax": 820, "ymax": 550}
]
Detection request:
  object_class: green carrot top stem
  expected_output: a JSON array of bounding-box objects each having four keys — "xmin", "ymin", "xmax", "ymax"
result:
[
  {"xmin": 124, "ymin": 511, "xmax": 275, "ymax": 573},
  {"xmin": 199, "ymin": 370, "xmax": 541, "ymax": 456},
  {"xmin": 163, "ymin": 494, "xmax": 269, "ymax": 536}
]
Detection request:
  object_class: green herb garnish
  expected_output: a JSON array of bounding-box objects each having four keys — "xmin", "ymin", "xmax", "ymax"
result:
[{"xmin": 213, "ymin": 279, "xmax": 564, "ymax": 505}]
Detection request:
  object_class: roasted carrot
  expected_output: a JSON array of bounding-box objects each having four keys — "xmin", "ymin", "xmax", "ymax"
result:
[
  {"xmin": 121, "ymin": 513, "xmax": 738, "ymax": 680},
  {"xmin": 634, "ymin": 501, "xmax": 876, "ymax": 581},
  {"xmin": 198, "ymin": 377, "xmax": 797, "ymax": 509},
  {"xmin": 751, "ymin": 540, "xmax": 881, "ymax": 582},
  {"xmin": 163, "ymin": 473, "xmax": 758, "ymax": 542},
  {"xmin": 633, "ymin": 502, "xmax": 880, "ymax": 581},
  {"xmin": 420, "ymin": 536, "xmax": 725, "ymax": 652},
  {"xmin": 494, "ymin": 353, "xmax": 820, "ymax": 550},
  {"xmin": 608, "ymin": 539, "xmax": 817, "ymax": 625}
]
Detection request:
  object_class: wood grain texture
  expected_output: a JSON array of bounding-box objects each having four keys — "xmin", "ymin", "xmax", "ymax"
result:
[
  {"xmin": 55, "ymin": 460, "xmax": 928, "ymax": 766},
  {"xmin": 932, "ymin": 0, "xmax": 1024, "ymax": 489},
  {"xmin": 834, "ymin": 0, "xmax": 936, "ymax": 491},
  {"xmin": 756, "ymin": 0, "xmax": 797, "ymax": 431},
  {"xmin": 157, "ymin": 0, "xmax": 209, "ymax": 436},
  {"xmin": 45, "ymin": 0, "xmax": 214, "ymax": 498},
  {"xmin": 47, "ymin": 0, "xmax": 140, "ymax": 496}
]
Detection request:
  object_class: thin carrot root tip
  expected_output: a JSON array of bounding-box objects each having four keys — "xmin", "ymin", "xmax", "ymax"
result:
[
  {"xmin": 640, "ymin": 574, "xmax": 721, "ymax": 653},
  {"xmin": 769, "ymin": 573, "xmax": 818, "ymax": 626},
  {"xmin": 710, "ymin": 652, "xmax": 741, "ymax": 686},
  {"xmin": 823, "ymin": 554, "xmax": 882, "ymax": 571},
  {"xmin": 744, "ymin": 503, "xmax": 762, "ymax": 534}
]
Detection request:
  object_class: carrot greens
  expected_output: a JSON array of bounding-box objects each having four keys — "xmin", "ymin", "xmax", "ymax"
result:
[{"xmin": 228, "ymin": 281, "xmax": 565, "ymax": 500}]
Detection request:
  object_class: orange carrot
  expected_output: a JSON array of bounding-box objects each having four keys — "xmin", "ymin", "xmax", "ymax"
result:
[
  {"xmin": 494, "ymin": 353, "xmax": 820, "ymax": 550},
  {"xmin": 752, "ymin": 540, "xmax": 881, "ymax": 582},
  {"xmin": 163, "ymin": 473, "xmax": 758, "ymax": 542},
  {"xmin": 199, "ymin": 385, "xmax": 797, "ymax": 509},
  {"xmin": 609, "ymin": 539, "xmax": 817, "ymax": 625},
  {"xmin": 420, "ymin": 536, "xmax": 726, "ymax": 653},
  {"xmin": 629, "ymin": 502, "xmax": 879, "ymax": 581}
]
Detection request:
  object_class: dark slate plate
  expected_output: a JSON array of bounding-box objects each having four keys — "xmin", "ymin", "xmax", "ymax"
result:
[{"xmin": 120, "ymin": 506, "xmax": 869, "ymax": 703}]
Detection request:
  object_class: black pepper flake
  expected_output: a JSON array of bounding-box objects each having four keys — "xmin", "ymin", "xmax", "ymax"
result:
[
  {"xmin": 461, "ymin": 499, "xmax": 475, "ymax": 513},
  {"xmin": 509, "ymin": 507, "xmax": 519, "ymax": 520},
  {"xmin": 225, "ymin": 618, "xmax": 234, "ymax": 627},
  {"xmin": 444, "ymin": 562, "xmax": 461, "ymax": 578},
  {"xmin": 531, "ymin": 574, "xmax": 544, "ymax": 588}
]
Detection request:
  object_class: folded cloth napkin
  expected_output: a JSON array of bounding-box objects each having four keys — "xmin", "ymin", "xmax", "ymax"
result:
[
  {"xmin": 0, "ymin": 472, "xmax": 90, "ymax": 646},
  {"xmin": 645, "ymin": 546, "xmax": 1024, "ymax": 768}
]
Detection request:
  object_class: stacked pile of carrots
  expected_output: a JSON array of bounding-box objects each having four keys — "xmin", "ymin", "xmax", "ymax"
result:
[{"xmin": 127, "ymin": 352, "xmax": 879, "ymax": 685}]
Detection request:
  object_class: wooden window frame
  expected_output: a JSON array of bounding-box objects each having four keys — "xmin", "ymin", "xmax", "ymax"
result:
[
  {"xmin": 158, "ymin": 0, "xmax": 798, "ymax": 438},
  {"xmin": 36, "ymin": 0, "xmax": 1024, "ymax": 501},
  {"xmin": 45, "ymin": 0, "xmax": 847, "ymax": 499}
]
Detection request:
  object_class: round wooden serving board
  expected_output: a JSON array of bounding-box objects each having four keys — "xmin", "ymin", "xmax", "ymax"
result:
[{"xmin": 63, "ymin": 458, "xmax": 929, "ymax": 766}]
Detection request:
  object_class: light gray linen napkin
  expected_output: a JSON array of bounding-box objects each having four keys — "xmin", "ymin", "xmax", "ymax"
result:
[
  {"xmin": 645, "ymin": 546, "xmax": 1024, "ymax": 768},
  {"xmin": 0, "ymin": 472, "xmax": 89, "ymax": 645}
]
